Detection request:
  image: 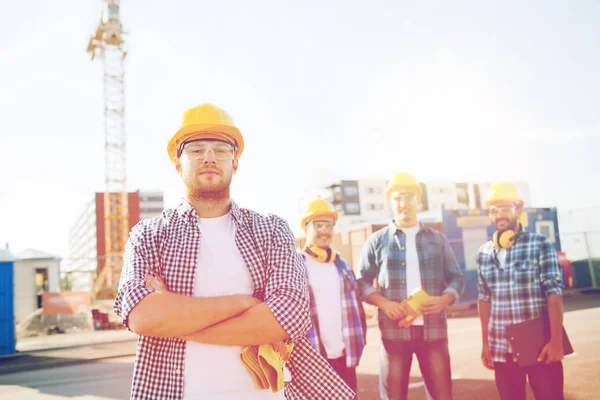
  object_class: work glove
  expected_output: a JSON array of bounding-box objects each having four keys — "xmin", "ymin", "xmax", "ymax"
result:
[
  {"xmin": 240, "ymin": 341, "xmax": 294, "ymax": 392},
  {"xmin": 397, "ymin": 288, "xmax": 432, "ymax": 328}
]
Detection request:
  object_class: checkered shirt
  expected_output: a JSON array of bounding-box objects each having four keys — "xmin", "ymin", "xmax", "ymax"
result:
[
  {"xmin": 356, "ymin": 222, "xmax": 465, "ymax": 341},
  {"xmin": 477, "ymin": 230, "xmax": 564, "ymax": 362},
  {"xmin": 304, "ymin": 253, "xmax": 366, "ymax": 368},
  {"xmin": 114, "ymin": 200, "xmax": 355, "ymax": 400}
]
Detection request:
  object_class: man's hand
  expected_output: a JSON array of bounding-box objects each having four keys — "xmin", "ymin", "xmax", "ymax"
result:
[
  {"xmin": 145, "ymin": 274, "xmax": 169, "ymax": 291},
  {"xmin": 481, "ymin": 343, "xmax": 494, "ymax": 370},
  {"xmin": 380, "ymin": 299, "xmax": 409, "ymax": 320},
  {"xmin": 421, "ymin": 293, "xmax": 454, "ymax": 315},
  {"xmin": 538, "ymin": 340, "xmax": 564, "ymax": 364}
]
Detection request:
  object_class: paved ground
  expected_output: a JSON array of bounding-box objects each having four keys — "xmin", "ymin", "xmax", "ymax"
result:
[{"xmin": 0, "ymin": 292, "xmax": 598, "ymax": 399}]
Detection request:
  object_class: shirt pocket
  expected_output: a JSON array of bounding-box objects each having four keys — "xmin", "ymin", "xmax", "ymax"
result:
[
  {"xmin": 420, "ymin": 242, "xmax": 442, "ymax": 270},
  {"xmin": 512, "ymin": 260, "xmax": 540, "ymax": 288}
]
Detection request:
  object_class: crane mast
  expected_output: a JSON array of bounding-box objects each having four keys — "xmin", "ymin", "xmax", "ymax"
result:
[{"xmin": 86, "ymin": 0, "xmax": 128, "ymax": 299}]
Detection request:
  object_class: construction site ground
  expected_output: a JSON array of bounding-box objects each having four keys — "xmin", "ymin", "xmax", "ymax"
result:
[{"xmin": 0, "ymin": 290, "xmax": 598, "ymax": 399}]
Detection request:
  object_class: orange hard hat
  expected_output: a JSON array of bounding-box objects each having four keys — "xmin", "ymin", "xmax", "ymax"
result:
[
  {"xmin": 385, "ymin": 172, "xmax": 422, "ymax": 199},
  {"xmin": 301, "ymin": 198, "xmax": 338, "ymax": 228},
  {"xmin": 485, "ymin": 182, "xmax": 524, "ymax": 208},
  {"xmin": 167, "ymin": 103, "xmax": 244, "ymax": 161}
]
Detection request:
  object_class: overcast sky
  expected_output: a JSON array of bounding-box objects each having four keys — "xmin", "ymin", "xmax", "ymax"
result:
[{"xmin": 0, "ymin": 0, "xmax": 598, "ymax": 261}]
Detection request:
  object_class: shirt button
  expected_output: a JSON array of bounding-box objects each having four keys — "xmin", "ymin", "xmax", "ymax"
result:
[
  {"xmin": 194, "ymin": 233, "xmax": 199, "ymax": 237},
  {"xmin": 401, "ymin": 247, "xmax": 405, "ymax": 251},
  {"xmin": 401, "ymin": 262, "xmax": 406, "ymax": 266},
  {"xmin": 175, "ymin": 369, "xmax": 181, "ymax": 375},
  {"xmin": 189, "ymin": 262, "xmax": 195, "ymax": 267}
]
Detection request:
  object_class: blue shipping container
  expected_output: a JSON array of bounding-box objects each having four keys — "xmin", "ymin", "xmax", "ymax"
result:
[
  {"xmin": 442, "ymin": 208, "xmax": 561, "ymax": 305},
  {"xmin": 0, "ymin": 254, "xmax": 15, "ymax": 355}
]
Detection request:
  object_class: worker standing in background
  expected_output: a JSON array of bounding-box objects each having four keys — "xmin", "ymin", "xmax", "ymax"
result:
[
  {"xmin": 477, "ymin": 182, "xmax": 565, "ymax": 400},
  {"xmin": 299, "ymin": 198, "xmax": 367, "ymax": 395},
  {"xmin": 356, "ymin": 172, "xmax": 465, "ymax": 400},
  {"xmin": 114, "ymin": 103, "xmax": 354, "ymax": 400}
]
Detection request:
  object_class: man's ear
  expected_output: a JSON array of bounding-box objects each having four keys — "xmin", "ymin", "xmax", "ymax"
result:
[
  {"xmin": 174, "ymin": 157, "xmax": 182, "ymax": 174},
  {"xmin": 232, "ymin": 158, "xmax": 239, "ymax": 174}
]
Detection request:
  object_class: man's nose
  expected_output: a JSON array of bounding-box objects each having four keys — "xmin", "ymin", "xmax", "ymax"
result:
[{"xmin": 202, "ymin": 149, "xmax": 217, "ymax": 163}]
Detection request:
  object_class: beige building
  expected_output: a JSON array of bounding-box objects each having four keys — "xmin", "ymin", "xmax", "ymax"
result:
[{"xmin": 14, "ymin": 249, "xmax": 61, "ymax": 323}]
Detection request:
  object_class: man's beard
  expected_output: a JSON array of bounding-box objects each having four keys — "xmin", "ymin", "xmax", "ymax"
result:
[
  {"xmin": 189, "ymin": 185, "xmax": 230, "ymax": 201},
  {"xmin": 496, "ymin": 218, "xmax": 518, "ymax": 233},
  {"xmin": 184, "ymin": 174, "xmax": 231, "ymax": 202}
]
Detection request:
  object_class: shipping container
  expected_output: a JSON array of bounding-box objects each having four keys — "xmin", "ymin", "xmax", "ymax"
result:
[
  {"xmin": 442, "ymin": 208, "xmax": 562, "ymax": 305},
  {"xmin": 0, "ymin": 248, "xmax": 15, "ymax": 355}
]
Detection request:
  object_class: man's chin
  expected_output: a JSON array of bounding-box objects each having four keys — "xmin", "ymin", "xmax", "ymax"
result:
[{"xmin": 189, "ymin": 185, "xmax": 230, "ymax": 200}]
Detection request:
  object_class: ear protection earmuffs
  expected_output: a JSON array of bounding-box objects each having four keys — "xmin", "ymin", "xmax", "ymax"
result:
[
  {"xmin": 304, "ymin": 245, "xmax": 337, "ymax": 263},
  {"xmin": 493, "ymin": 230, "xmax": 516, "ymax": 249}
]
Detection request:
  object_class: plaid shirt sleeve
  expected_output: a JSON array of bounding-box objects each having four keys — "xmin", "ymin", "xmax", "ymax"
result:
[
  {"xmin": 538, "ymin": 235, "xmax": 564, "ymax": 296},
  {"xmin": 357, "ymin": 234, "xmax": 379, "ymax": 298},
  {"xmin": 113, "ymin": 220, "xmax": 157, "ymax": 329},
  {"xmin": 441, "ymin": 234, "xmax": 465, "ymax": 302},
  {"xmin": 477, "ymin": 247, "xmax": 492, "ymax": 302},
  {"xmin": 264, "ymin": 216, "xmax": 311, "ymax": 340}
]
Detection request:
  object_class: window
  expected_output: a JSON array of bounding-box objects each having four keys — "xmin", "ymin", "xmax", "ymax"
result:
[
  {"xmin": 367, "ymin": 203, "xmax": 384, "ymax": 210},
  {"xmin": 367, "ymin": 187, "xmax": 383, "ymax": 194},
  {"xmin": 345, "ymin": 202, "xmax": 360, "ymax": 215},
  {"xmin": 343, "ymin": 186, "xmax": 359, "ymax": 197},
  {"xmin": 141, "ymin": 196, "xmax": 163, "ymax": 202},
  {"xmin": 536, "ymin": 221, "xmax": 556, "ymax": 243}
]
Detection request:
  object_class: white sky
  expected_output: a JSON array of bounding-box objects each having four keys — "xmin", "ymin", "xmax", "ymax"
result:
[{"xmin": 0, "ymin": 0, "xmax": 598, "ymax": 262}]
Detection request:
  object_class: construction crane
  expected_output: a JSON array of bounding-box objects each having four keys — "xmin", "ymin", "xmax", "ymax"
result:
[{"xmin": 86, "ymin": 0, "xmax": 128, "ymax": 300}]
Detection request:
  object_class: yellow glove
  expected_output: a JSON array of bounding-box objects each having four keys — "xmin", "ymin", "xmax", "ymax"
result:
[
  {"xmin": 258, "ymin": 342, "xmax": 294, "ymax": 393},
  {"xmin": 398, "ymin": 288, "xmax": 432, "ymax": 328},
  {"xmin": 240, "ymin": 345, "xmax": 269, "ymax": 389},
  {"xmin": 240, "ymin": 341, "xmax": 294, "ymax": 393}
]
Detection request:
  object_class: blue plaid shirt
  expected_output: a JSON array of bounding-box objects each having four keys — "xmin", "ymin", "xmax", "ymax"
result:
[
  {"xmin": 303, "ymin": 254, "xmax": 366, "ymax": 368},
  {"xmin": 477, "ymin": 229, "xmax": 564, "ymax": 362},
  {"xmin": 357, "ymin": 222, "xmax": 465, "ymax": 341}
]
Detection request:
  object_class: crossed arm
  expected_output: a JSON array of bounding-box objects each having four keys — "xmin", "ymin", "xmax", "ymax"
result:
[
  {"xmin": 138, "ymin": 275, "xmax": 289, "ymax": 346},
  {"xmin": 116, "ymin": 218, "xmax": 309, "ymax": 346}
]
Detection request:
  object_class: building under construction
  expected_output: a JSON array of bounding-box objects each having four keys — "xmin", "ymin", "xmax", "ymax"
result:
[{"xmin": 66, "ymin": 191, "xmax": 163, "ymax": 293}]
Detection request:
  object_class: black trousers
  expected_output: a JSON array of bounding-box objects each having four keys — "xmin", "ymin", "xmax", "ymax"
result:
[
  {"xmin": 494, "ymin": 354, "xmax": 564, "ymax": 400},
  {"xmin": 328, "ymin": 355, "xmax": 357, "ymax": 394}
]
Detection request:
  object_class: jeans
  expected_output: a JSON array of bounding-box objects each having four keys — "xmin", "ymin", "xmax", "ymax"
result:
[
  {"xmin": 380, "ymin": 326, "xmax": 452, "ymax": 400},
  {"xmin": 494, "ymin": 354, "xmax": 564, "ymax": 400},
  {"xmin": 327, "ymin": 356, "xmax": 357, "ymax": 395}
]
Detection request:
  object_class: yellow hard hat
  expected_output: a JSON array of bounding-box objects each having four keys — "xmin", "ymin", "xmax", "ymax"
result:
[
  {"xmin": 386, "ymin": 172, "xmax": 422, "ymax": 199},
  {"xmin": 485, "ymin": 182, "xmax": 524, "ymax": 208},
  {"xmin": 301, "ymin": 198, "xmax": 338, "ymax": 227},
  {"xmin": 167, "ymin": 103, "xmax": 245, "ymax": 161}
]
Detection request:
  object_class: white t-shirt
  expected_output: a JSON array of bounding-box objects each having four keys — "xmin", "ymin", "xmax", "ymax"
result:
[
  {"xmin": 183, "ymin": 213, "xmax": 284, "ymax": 400},
  {"xmin": 400, "ymin": 224, "xmax": 424, "ymax": 325},
  {"xmin": 497, "ymin": 248, "xmax": 507, "ymax": 269},
  {"xmin": 304, "ymin": 254, "xmax": 345, "ymax": 359}
]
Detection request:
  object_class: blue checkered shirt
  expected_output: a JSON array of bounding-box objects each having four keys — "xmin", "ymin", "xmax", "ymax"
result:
[
  {"xmin": 114, "ymin": 200, "xmax": 355, "ymax": 400},
  {"xmin": 477, "ymin": 230, "xmax": 564, "ymax": 362},
  {"xmin": 357, "ymin": 222, "xmax": 465, "ymax": 341},
  {"xmin": 304, "ymin": 254, "xmax": 366, "ymax": 368}
]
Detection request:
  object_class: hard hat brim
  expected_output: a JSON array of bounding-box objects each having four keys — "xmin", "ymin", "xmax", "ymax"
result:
[
  {"xmin": 301, "ymin": 211, "xmax": 338, "ymax": 228},
  {"xmin": 385, "ymin": 184, "xmax": 422, "ymax": 199},
  {"xmin": 485, "ymin": 198, "xmax": 524, "ymax": 208},
  {"xmin": 167, "ymin": 124, "xmax": 245, "ymax": 161}
]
